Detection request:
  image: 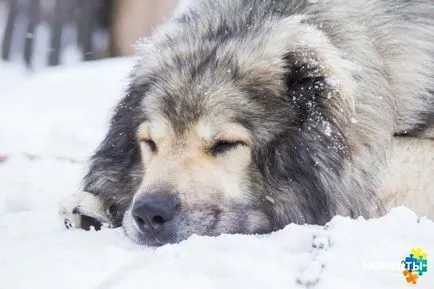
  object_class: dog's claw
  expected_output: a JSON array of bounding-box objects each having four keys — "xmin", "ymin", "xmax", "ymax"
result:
[{"xmin": 64, "ymin": 219, "xmax": 73, "ymax": 229}]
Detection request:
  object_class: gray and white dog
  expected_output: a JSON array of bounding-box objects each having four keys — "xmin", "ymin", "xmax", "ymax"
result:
[{"xmin": 60, "ymin": 0, "xmax": 434, "ymax": 246}]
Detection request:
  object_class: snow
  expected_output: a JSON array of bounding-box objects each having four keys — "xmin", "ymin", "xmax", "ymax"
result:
[
  {"xmin": 350, "ymin": 117, "xmax": 359, "ymax": 124},
  {"xmin": 0, "ymin": 59, "xmax": 433, "ymax": 289}
]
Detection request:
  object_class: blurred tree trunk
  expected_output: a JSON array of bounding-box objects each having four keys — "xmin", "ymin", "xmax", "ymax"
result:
[{"xmin": 111, "ymin": 0, "xmax": 178, "ymax": 56}]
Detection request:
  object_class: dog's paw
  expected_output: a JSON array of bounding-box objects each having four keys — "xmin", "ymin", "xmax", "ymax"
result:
[{"xmin": 58, "ymin": 191, "xmax": 111, "ymax": 230}]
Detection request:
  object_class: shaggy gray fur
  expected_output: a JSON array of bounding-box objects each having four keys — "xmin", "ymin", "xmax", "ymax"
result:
[{"xmin": 64, "ymin": 0, "xmax": 433, "ymax": 246}]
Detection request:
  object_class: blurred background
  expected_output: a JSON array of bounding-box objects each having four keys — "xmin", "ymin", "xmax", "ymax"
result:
[{"xmin": 0, "ymin": 0, "xmax": 178, "ymax": 70}]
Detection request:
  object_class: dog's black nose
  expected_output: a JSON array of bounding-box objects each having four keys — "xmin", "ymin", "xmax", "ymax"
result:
[{"xmin": 132, "ymin": 194, "xmax": 180, "ymax": 232}]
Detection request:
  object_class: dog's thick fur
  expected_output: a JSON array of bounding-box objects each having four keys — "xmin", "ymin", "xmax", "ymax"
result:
[{"xmin": 60, "ymin": 0, "xmax": 434, "ymax": 246}]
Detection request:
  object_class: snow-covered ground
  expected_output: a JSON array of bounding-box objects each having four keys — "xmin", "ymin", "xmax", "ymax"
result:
[{"xmin": 0, "ymin": 59, "xmax": 433, "ymax": 289}]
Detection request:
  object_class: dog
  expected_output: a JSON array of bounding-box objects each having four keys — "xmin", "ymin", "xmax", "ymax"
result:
[{"xmin": 60, "ymin": 0, "xmax": 434, "ymax": 246}]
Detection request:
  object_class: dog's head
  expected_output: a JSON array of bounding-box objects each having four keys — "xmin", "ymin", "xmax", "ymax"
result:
[{"xmin": 86, "ymin": 16, "xmax": 357, "ymax": 246}]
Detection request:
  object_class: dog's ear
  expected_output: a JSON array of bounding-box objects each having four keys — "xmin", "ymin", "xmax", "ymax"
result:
[
  {"xmin": 255, "ymin": 52, "xmax": 354, "ymax": 226},
  {"xmin": 281, "ymin": 51, "xmax": 350, "ymax": 164},
  {"xmin": 82, "ymin": 81, "xmax": 149, "ymax": 227},
  {"xmin": 283, "ymin": 52, "xmax": 330, "ymax": 128}
]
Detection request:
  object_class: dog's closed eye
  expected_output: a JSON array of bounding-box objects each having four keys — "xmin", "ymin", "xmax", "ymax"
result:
[
  {"xmin": 210, "ymin": 140, "xmax": 244, "ymax": 156},
  {"xmin": 142, "ymin": 139, "xmax": 157, "ymax": 153}
]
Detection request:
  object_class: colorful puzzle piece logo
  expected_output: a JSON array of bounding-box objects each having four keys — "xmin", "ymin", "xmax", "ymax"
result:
[
  {"xmin": 403, "ymin": 269, "xmax": 419, "ymax": 284},
  {"xmin": 411, "ymin": 248, "xmax": 428, "ymax": 260},
  {"xmin": 402, "ymin": 248, "xmax": 428, "ymax": 284}
]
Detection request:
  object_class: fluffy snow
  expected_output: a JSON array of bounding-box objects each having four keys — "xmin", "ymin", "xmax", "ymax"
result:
[{"xmin": 0, "ymin": 59, "xmax": 433, "ymax": 289}]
